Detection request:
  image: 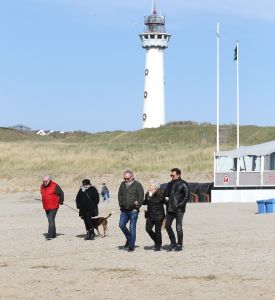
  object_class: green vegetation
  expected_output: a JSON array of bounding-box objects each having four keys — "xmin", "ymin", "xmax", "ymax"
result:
[{"xmin": 1, "ymin": 124, "xmax": 275, "ymax": 192}]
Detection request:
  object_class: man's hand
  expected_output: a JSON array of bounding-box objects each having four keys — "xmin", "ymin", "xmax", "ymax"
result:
[{"xmin": 134, "ymin": 201, "xmax": 138, "ymax": 205}]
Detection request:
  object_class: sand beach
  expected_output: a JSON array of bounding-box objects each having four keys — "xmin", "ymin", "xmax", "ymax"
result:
[{"xmin": 0, "ymin": 191, "xmax": 275, "ymax": 299}]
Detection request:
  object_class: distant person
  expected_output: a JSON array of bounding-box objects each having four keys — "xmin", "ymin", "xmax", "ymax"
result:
[
  {"xmin": 118, "ymin": 170, "xmax": 144, "ymax": 252},
  {"xmin": 143, "ymin": 180, "xmax": 165, "ymax": 251},
  {"xmin": 164, "ymin": 168, "xmax": 190, "ymax": 251},
  {"xmin": 40, "ymin": 175, "xmax": 64, "ymax": 240},
  {"xmin": 75, "ymin": 179, "xmax": 99, "ymax": 240},
  {"xmin": 101, "ymin": 183, "xmax": 110, "ymax": 202}
]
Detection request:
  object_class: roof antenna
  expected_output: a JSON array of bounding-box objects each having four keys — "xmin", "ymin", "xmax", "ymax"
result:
[{"xmin": 152, "ymin": 0, "xmax": 157, "ymax": 15}]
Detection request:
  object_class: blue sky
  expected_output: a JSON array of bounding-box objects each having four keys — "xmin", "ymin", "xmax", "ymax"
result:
[{"xmin": 1, "ymin": 0, "xmax": 275, "ymax": 132}]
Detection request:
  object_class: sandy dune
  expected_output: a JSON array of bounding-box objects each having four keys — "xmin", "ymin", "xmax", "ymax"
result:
[{"xmin": 0, "ymin": 192, "xmax": 275, "ymax": 299}]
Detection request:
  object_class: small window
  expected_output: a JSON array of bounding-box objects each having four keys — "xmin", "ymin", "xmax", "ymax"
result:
[
  {"xmin": 144, "ymin": 35, "xmax": 148, "ymax": 39},
  {"xmin": 144, "ymin": 91, "xmax": 148, "ymax": 98},
  {"xmin": 145, "ymin": 69, "xmax": 149, "ymax": 76},
  {"xmin": 157, "ymin": 35, "xmax": 162, "ymax": 39},
  {"xmin": 143, "ymin": 113, "xmax": 147, "ymax": 121},
  {"xmin": 150, "ymin": 34, "xmax": 155, "ymax": 39}
]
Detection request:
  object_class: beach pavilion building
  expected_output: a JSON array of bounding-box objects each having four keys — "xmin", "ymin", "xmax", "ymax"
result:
[{"xmin": 212, "ymin": 140, "xmax": 275, "ymax": 203}]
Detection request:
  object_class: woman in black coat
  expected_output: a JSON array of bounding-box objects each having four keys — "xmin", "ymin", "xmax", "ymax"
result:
[
  {"xmin": 76, "ymin": 179, "xmax": 99, "ymax": 240},
  {"xmin": 143, "ymin": 181, "xmax": 165, "ymax": 251}
]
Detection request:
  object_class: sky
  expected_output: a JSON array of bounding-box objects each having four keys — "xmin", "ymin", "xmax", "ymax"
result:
[{"xmin": 1, "ymin": 0, "xmax": 275, "ymax": 132}]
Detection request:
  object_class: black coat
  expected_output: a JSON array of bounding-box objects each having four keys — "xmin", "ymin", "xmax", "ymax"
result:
[
  {"xmin": 165, "ymin": 178, "xmax": 190, "ymax": 213},
  {"xmin": 143, "ymin": 189, "xmax": 165, "ymax": 221},
  {"xmin": 75, "ymin": 186, "xmax": 99, "ymax": 217}
]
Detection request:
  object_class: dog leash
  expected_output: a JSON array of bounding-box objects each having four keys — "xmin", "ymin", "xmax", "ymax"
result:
[{"xmin": 34, "ymin": 198, "xmax": 79, "ymax": 213}]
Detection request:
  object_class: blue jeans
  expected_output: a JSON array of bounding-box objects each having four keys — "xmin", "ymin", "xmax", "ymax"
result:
[{"xmin": 119, "ymin": 210, "xmax": 138, "ymax": 248}]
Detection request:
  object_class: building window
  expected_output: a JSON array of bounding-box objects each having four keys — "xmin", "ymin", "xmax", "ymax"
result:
[
  {"xmin": 150, "ymin": 34, "xmax": 155, "ymax": 39},
  {"xmin": 144, "ymin": 35, "xmax": 148, "ymax": 39},
  {"xmin": 144, "ymin": 91, "xmax": 148, "ymax": 98},
  {"xmin": 143, "ymin": 113, "xmax": 147, "ymax": 121},
  {"xmin": 157, "ymin": 35, "xmax": 162, "ymax": 39},
  {"xmin": 145, "ymin": 69, "xmax": 149, "ymax": 76}
]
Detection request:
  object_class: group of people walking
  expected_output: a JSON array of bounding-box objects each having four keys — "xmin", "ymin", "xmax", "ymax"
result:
[{"xmin": 40, "ymin": 167, "xmax": 190, "ymax": 252}]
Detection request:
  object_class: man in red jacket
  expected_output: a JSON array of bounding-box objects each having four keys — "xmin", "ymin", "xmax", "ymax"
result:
[{"xmin": 40, "ymin": 175, "xmax": 64, "ymax": 240}]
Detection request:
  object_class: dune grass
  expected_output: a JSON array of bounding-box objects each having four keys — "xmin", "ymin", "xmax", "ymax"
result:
[{"xmin": 1, "ymin": 124, "xmax": 275, "ymax": 192}]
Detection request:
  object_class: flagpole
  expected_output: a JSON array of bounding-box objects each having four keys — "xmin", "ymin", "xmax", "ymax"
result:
[
  {"xmin": 216, "ymin": 22, "xmax": 220, "ymax": 152},
  {"xmin": 236, "ymin": 41, "xmax": 240, "ymax": 149}
]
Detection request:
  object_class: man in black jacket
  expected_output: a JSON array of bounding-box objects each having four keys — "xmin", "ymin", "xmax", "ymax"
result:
[
  {"xmin": 164, "ymin": 168, "xmax": 190, "ymax": 252},
  {"xmin": 76, "ymin": 179, "xmax": 99, "ymax": 240}
]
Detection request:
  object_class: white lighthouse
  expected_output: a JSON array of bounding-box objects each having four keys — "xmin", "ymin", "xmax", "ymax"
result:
[{"xmin": 139, "ymin": 4, "xmax": 170, "ymax": 128}]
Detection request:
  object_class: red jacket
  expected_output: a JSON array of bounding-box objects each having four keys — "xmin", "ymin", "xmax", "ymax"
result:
[{"xmin": 41, "ymin": 181, "xmax": 60, "ymax": 210}]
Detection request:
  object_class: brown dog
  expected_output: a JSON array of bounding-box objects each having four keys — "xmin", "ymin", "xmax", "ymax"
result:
[{"xmin": 91, "ymin": 211, "xmax": 114, "ymax": 237}]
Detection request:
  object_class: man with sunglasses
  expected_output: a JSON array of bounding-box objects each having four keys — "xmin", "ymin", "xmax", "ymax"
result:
[
  {"xmin": 40, "ymin": 175, "xmax": 64, "ymax": 240},
  {"xmin": 118, "ymin": 170, "xmax": 144, "ymax": 252},
  {"xmin": 164, "ymin": 168, "xmax": 190, "ymax": 251}
]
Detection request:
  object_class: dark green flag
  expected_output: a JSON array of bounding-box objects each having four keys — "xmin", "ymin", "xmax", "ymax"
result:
[{"xmin": 234, "ymin": 46, "xmax": 237, "ymax": 61}]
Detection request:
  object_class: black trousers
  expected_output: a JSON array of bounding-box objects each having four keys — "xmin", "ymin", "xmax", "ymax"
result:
[
  {"xmin": 165, "ymin": 211, "xmax": 184, "ymax": 246},
  {"xmin": 82, "ymin": 216, "xmax": 94, "ymax": 233},
  {"xmin": 145, "ymin": 218, "xmax": 163, "ymax": 248},
  {"xmin": 45, "ymin": 208, "xmax": 58, "ymax": 238}
]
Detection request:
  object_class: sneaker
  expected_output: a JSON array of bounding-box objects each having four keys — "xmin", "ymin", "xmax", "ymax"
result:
[
  {"xmin": 167, "ymin": 243, "xmax": 177, "ymax": 251},
  {"xmin": 174, "ymin": 244, "xmax": 183, "ymax": 252},
  {"xmin": 127, "ymin": 247, "xmax": 135, "ymax": 252}
]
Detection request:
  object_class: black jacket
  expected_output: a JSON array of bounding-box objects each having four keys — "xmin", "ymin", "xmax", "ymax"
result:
[
  {"xmin": 165, "ymin": 178, "xmax": 190, "ymax": 213},
  {"xmin": 75, "ymin": 186, "xmax": 99, "ymax": 217},
  {"xmin": 118, "ymin": 180, "xmax": 144, "ymax": 211},
  {"xmin": 143, "ymin": 189, "xmax": 165, "ymax": 221}
]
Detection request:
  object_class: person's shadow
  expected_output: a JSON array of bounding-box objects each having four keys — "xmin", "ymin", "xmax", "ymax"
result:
[
  {"xmin": 143, "ymin": 244, "xmax": 171, "ymax": 251},
  {"xmin": 76, "ymin": 234, "xmax": 86, "ymax": 238},
  {"xmin": 43, "ymin": 233, "xmax": 65, "ymax": 237}
]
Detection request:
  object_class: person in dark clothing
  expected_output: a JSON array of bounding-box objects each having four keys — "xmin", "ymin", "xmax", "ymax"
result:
[
  {"xmin": 101, "ymin": 183, "xmax": 110, "ymax": 202},
  {"xmin": 75, "ymin": 179, "xmax": 99, "ymax": 240},
  {"xmin": 118, "ymin": 170, "xmax": 144, "ymax": 252},
  {"xmin": 40, "ymin": 175, "xmax": 64, "ymax": 240},
  {"xmin": 164, "ymin": 168, "xmax": 190, "ymax": 252},
  {"xmin": 143, "ymin": 181, "xmax": 165, "ymax": 251}
]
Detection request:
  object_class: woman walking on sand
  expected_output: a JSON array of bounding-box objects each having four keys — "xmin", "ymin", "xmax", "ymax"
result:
[{"xmin": 143, "ymin": 181, "xmax": 165, "ymax": 251}]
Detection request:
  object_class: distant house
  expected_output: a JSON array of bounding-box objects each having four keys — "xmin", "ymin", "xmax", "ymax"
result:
[{"xmin": 36, "ymin": 130, "xmax": 47, "ymax": 136}]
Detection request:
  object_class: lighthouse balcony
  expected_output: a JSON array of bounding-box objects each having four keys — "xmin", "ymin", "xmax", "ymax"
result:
[{"xmin": 140, "ymin": 33, "xmax": 170, "ymax": 48}]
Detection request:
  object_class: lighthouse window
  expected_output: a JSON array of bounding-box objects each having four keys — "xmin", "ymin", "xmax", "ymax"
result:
[
  {"xmin": 143, "ymin": 114, "xmax": 147, "ymax": 121},
  {"xmin": 144, "ymin": 35, "xmax": 148, "ymax": 39},
  {"xmin": 145, "ymin": 69, "xmax": 149, "ymax": 76},
  {"xmin": 157, "ymin": 35, "xmax": 162, "ymax": 39},
  {"xmin": 144, "ymin": 91, "xmax": 148, "ymax": 98},
  {"xmin": 150, "ymin": 35, "xmax": 155, "ymax": 39}
]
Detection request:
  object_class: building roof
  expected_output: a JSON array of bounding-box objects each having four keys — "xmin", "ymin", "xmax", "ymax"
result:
[{"xmin": 216, "ymin": 140, "xmax": 275, "ymax": 158}]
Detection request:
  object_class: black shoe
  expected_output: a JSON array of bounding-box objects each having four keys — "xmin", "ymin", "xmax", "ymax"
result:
[
  {"xmin": 124, "ymin": 240, "xmax": 129, "ymax": 249},
  {"xmin": 128, "ymin": 247, "xmax": 135, "ymax": 252},
  {"xmin": 45, "ymin": 236, "xmax": 54, "ymax": 240},
  {"xmin": 84, "ymin": 231, "xmax": 94, "ymax": 240},
  {"xmin": 174, "ymin": 244, "xmax": 183, "ymax": 252},
  {"xmin": 167, "ymin": 243, "xmax": 177, "ymax": 251},
  {"xmin": 154, "ymin": 247, "xmax": 161, "ymax": 252}
]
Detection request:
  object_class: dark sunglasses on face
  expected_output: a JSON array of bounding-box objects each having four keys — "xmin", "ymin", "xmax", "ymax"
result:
[
  {"xmin": 124, "ymin": 178, "xmax": 131, "ymax": 181},
  {"xmin": 170, "ymin": 174, "xmax": 176, "ymax": 178}
]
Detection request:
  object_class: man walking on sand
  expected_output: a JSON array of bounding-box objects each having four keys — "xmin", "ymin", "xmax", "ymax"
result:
[
  {"xmin": 118, "ymin": 170, "xmax": 144, "ymax": 252},
  {"xmin": 40, "ymin": 175, "xmax": 64, "ymax": 240},
  {"xmin": 164, "ymin": 168, "xmax": 190, "ymax": 252}
]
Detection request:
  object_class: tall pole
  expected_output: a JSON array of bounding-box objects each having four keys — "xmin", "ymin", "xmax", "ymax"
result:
[
  {"xmin": 236, "ymin": 41, "xmax": 240, "ymax": 149},
  {"xmin": 216, "ymin": 22, "xmax": 220, "ymax": 152}
]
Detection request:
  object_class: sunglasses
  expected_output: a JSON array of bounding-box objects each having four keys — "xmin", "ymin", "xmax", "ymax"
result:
[
  {"xmin": 170, "ymin": 174, "xmax": 176, "ymax": 178},
  {"xmin": 124, "ymin": 177, "xmax": 132, "ymax": 181}
]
